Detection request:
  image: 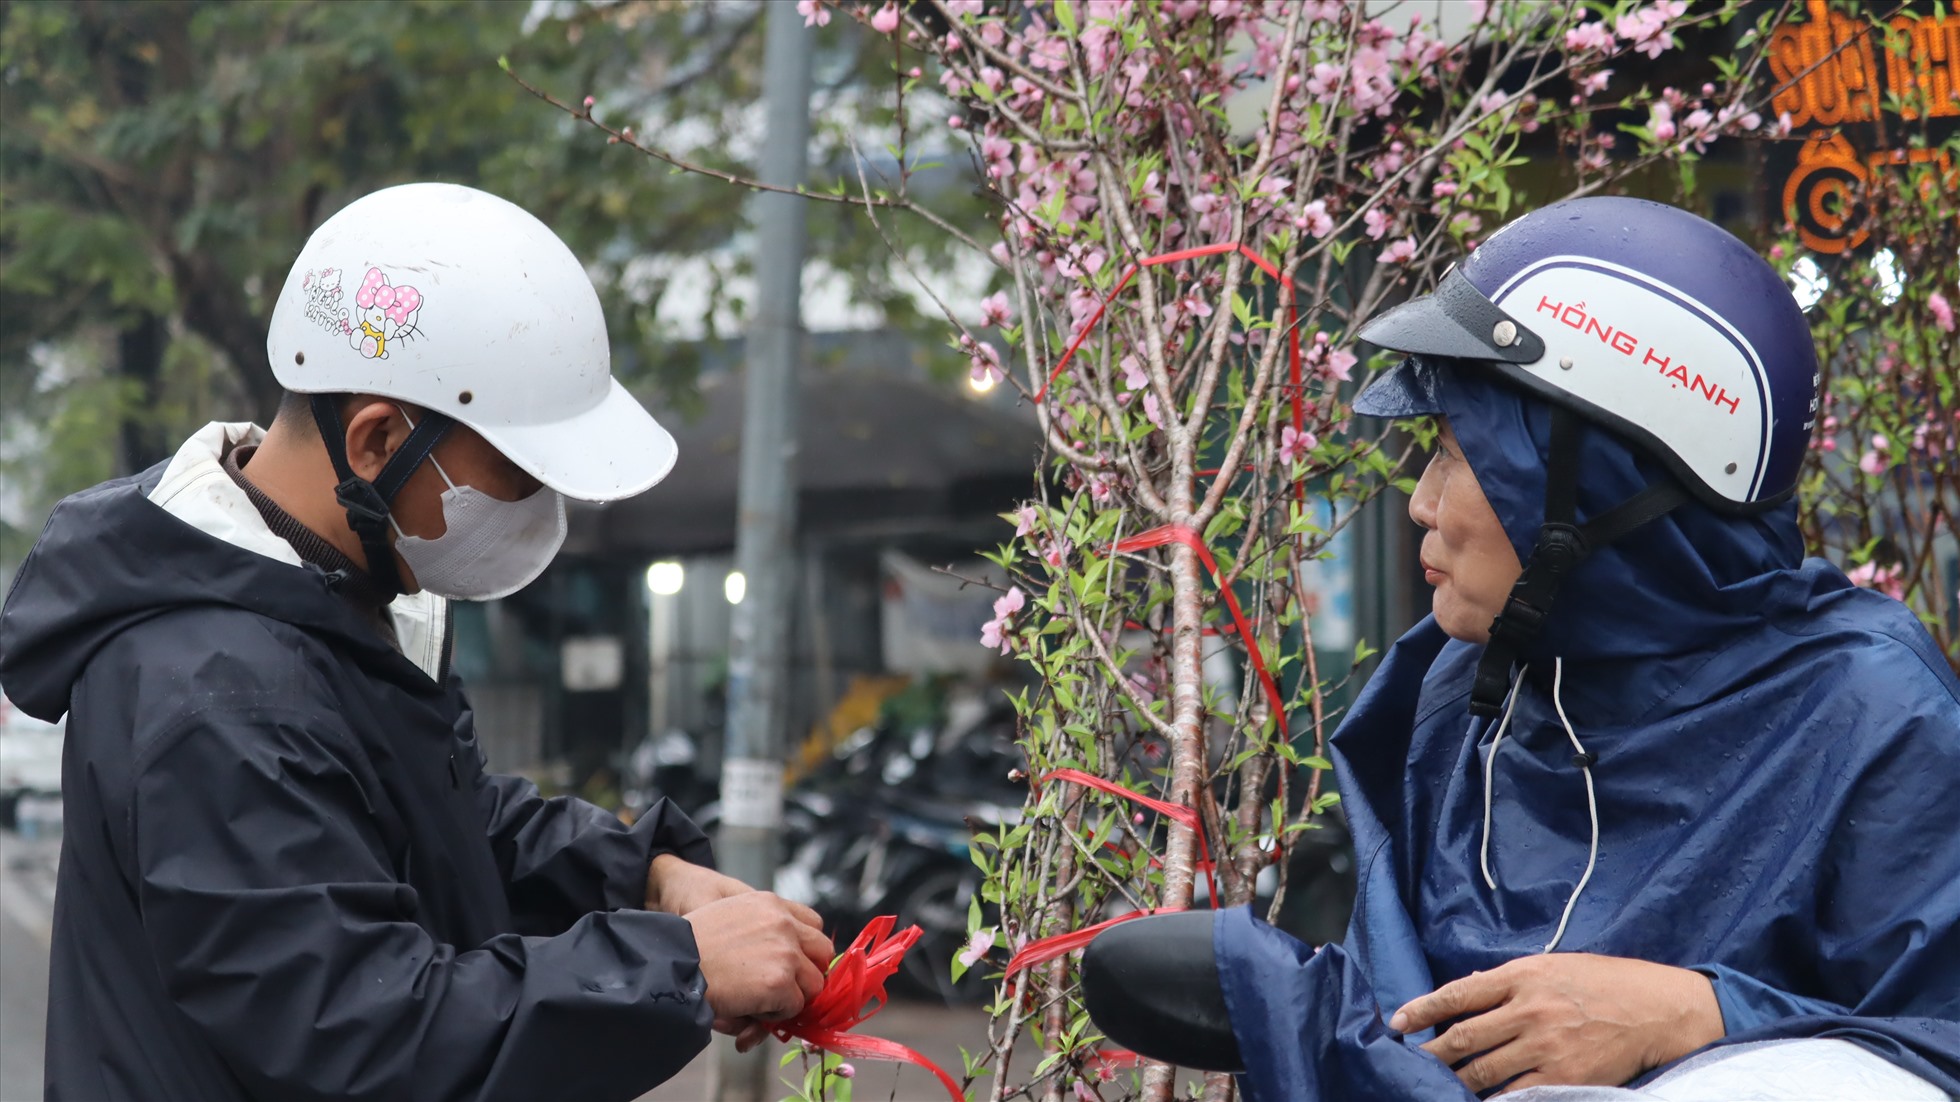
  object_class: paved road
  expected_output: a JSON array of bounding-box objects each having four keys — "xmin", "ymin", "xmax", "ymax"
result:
[{"xmin": 0, "ymin": 829, "xmax": 56, "ymax": 1102}]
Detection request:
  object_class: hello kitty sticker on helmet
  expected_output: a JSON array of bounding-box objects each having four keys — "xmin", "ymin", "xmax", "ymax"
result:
[
  {"xmin": 293, "ymin": 266, "xmax": 426, "ymax": 360},
  {"xmin": 349, "ymin": 268, "xmax": 424, "ymax": 359}
]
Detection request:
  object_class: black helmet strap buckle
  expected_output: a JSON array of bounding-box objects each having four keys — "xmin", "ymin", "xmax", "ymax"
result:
[
  {"xmin": 1469, "ymin": 407, "xmax": 1691, "ymax": 716},
  {"xmin": 309, "ymin": 393, "xmax": 455, "ymax": 598}
]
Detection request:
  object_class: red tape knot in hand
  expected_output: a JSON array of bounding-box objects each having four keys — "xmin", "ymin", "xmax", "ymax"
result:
[{"xmin": 774, "ymin": 916, "xmax": 965, "ymax": 1102}]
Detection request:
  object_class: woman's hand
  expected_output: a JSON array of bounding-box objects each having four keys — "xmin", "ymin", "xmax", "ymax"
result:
[{"xmin": 1390, "ymin": 953, "xmax": 1724, "ymax": 1094}]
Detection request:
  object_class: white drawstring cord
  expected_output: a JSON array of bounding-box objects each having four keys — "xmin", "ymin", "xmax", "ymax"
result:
[
  {"xmin": 1543, "ymin": 656, "xmax": 1600, "ymax": 953},
  {"xmin": 1478, "ymin": 668, "xmax": 1529, "ymax": 891},
  {"xmin": 1475, "ymin": 658, "xmax": 1602, "ymax": 953}
]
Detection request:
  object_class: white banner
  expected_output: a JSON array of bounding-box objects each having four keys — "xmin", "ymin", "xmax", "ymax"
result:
[
  {"xmin": 720, "ymin": 757, "xmax": 784, "ymax": 829},
  {"xmin": 879, "ymin": 551, "xmax": 1001, "ymax": 674}
]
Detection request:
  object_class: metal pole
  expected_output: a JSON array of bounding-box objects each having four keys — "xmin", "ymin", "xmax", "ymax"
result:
[
  {"xmin": 649, "ymin": 587, "xmax": 673, "ymax": 738},
  {"xmin": 712, "ymin": 6, "xmax": 811, "ymax": 1100}
]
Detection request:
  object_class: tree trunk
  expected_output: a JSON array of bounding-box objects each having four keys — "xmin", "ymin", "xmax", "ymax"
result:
[
  {"xmin": 173, "ymin": 253, "xmax": 283, "ymax": 422},
  {"xmin": 116, "ymin": 312, "xmax": 170, "ymax": 475}
]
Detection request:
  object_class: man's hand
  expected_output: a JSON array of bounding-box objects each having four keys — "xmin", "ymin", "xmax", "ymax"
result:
[
  {"xmin": 1390, "ymin": 954, "xmax": 1724, "ymax": 1094},
  {"xmin": 683, "ymin": 892, "xmax": 833, "ymax": 1051},
  {"xmin": 645, "ymin": 853, "xmax": 754, "ymax": 916}
]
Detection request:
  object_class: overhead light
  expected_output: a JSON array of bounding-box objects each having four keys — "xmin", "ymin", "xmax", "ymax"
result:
[
  {"xmin": 967, "ymin": 371, "xmax": 997, "ymax": 394},
  {"xmin": 644, "ymin": 560, "xmax": 684, "ymax": 596},
  {"xmin": 724, "ymin": 570, "xmax": 747, "ymax": 605}
]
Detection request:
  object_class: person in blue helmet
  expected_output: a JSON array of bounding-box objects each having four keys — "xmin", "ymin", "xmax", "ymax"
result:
[{"xmin": 1082, "ymin": 196, "xmax": 1959, "ymax": 1099}]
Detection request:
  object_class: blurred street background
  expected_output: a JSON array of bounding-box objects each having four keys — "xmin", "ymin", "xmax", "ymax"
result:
[
  {"xmin": 0, "ymin": 5, "xmax": 1385, "ymax": 1096},
  {"xmin": 0, "ymin": 829, "xmax": 55, "ymax": 1102},
  {"xmin": 10, "ymin": 1, "xmax": 1937, "ymax": 1100}
]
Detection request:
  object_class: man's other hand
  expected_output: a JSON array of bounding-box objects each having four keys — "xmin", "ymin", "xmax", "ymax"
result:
[
  {"xmin": 1389, "ymin": 953, "xmax": 1723, "ymax": 1094},
  {"xmin": 684, "ymin": 892, "xmax": 834, "ymax": 1035},
  {"xmin": 645, "ymin": 853, "xmax": 757, "ymax": 916}
]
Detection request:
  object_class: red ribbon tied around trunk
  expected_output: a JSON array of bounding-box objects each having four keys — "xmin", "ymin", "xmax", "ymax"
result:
[
  {"xmin": 774, "ymin": 915, "xmax": 965, "ymax": 1102},
  {"xmin": 1030, "ymin": 242, "xmax": 1302, "ymax": 438},
  {"xmin": 1112, "ymin": 525, "xmax": 1288, "ymax": 732},
  {"xmin": 1038, "ymin": 767, "xmax": 1218, "ymax": 904},
  {"xmin": 1003, "ymin": 768, "xmax": 1214, "ymax": 984},
  {"xmin": 1004, "ymin": 907, "xmax": 1170, "ymax": 978}
]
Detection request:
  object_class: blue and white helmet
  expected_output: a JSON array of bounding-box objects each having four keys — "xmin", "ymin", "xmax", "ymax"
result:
[
  {"xmin": 1354, "ymin": 196, "xmax": 1818, "ymax": 513},
  {"xmin": 1354, "ymin": 197, "xmax": 1820, "ymax": 715}
]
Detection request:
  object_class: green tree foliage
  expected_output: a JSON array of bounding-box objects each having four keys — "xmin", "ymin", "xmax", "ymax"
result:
[{"xmin": 0, "ymin": 0, "xmax": 982, "ymax": 570}]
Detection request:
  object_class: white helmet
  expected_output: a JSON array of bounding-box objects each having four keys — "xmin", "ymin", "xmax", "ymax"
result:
[{"xmin": 266, "ymin": 182, "xmax": 676, "ymax": 503}]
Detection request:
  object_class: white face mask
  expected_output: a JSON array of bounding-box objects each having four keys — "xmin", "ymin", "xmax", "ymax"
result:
[{"xmin": 389, "ymin": 411, "xmax": 567, "ymax": 601}]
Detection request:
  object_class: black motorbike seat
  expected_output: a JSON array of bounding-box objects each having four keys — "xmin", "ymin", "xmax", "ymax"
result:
[{"xmin": 1080, "ymin": 910, "xmax": 1245, "ymax": 1073}]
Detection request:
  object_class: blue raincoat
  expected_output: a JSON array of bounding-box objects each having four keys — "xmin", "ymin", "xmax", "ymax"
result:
[{"xmin": 1215, "ymin": 358, "xmax": 1960, "ymax": 1099}]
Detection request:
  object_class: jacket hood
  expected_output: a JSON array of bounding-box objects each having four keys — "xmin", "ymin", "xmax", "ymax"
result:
[
  {"xmin": 0, "ymin": 464, "xmax": 400, "ymax": 722},
  {"xmin": 1378, "ymin": 356, "xmax": 1849, "ymax": 720}
]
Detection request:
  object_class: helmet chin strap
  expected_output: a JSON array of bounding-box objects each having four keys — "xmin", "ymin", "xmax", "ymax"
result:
[
  {"xmin": 308, "ymin": 393, "xmax": 455, "ymax": 598},
  {"xmin": 1470, "ymin": 406, "xmax": 1692, "ymax": 717}
]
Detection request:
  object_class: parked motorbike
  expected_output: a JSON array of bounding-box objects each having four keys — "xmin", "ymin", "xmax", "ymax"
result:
[
  {"xmin": 620, "ymin": 727, "xmax": 719, "ymax": 822},
  {"xmin": 797, "ymin": 694, "xmax": 1022, "ymax": 1004},
  {"xmin": 634, "ymin": 685, "xmax": 1355, "ymax": 1004}
]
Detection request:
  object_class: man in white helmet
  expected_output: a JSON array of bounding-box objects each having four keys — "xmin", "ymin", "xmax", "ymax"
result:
[{"xmin": 0, "ymin": 183, "xmax": 830, "ymax": 1101}]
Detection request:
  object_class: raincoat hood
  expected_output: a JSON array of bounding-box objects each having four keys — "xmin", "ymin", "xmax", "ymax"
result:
[
  {"xmin": 1361, "ymin": 355, "xmax": 1821, "ymax": 716},
  {"xmin": 1, "ymin": 457, "xmax": 405, "ymax": 722},
  {"xmin": 1215, "ymin": 366, "xmax": 1960, "ymax": 1099}
]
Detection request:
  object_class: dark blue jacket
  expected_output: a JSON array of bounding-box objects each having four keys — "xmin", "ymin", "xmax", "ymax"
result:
[
  {"xmin": 0, "ymin": 459, "xmax": 714, "ymax": 1101},
  {"xmin": 1216, "ymin": 362, "xmax": 1960, "ymax": 1098}
]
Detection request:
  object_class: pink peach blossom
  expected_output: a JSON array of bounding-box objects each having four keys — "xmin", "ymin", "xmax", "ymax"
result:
[
  {"xmin": 1930, "ymin": 291, "xmax": 1956, "ymax": 333},
  {"xmin": 1565, "ymin": 21, "xmax": 1615, "ymax": 53},
  {"xmin": 1279, "ymin": 425, "xmax": 1317, "ymax": 465},
  {"xmin": 980, "ymin": 291, "xmax": 1015, "ymax": 327},
  {"xmin": 1295, "ymin": 199, "xmax": 1334, "ymax": 238}
]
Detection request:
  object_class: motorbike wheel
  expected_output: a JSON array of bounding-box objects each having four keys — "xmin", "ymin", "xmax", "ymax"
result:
[{"xmin": 890, "ymin": 865, "xmax": 993, "ymax": 1006}]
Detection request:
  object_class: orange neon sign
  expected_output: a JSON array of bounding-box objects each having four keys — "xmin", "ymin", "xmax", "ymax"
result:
[{"xmin": 1766, "ymin": 0, "xmax": 1960, "ymax": 254}]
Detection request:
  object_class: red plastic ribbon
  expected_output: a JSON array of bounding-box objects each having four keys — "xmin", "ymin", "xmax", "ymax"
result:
[
  {"xmin": 1030, "ymin": 240, "xmax": 1306, "ymax": 504},
  {"xmin": 1032, "ymin": 241, "xmax": 1300, "ymax": 414},
  {"xmin": 1034, "ymin": 766, "xmax": 1216, "ymax": 920},
  {"xmin": 1004, "ymin": 908, "xmax": 1165, "ymax": 977},
  {"xmin": 1112, "ymin": 525, "xmax": 1287, "ymax": 730},
  {"xmin": 1087, "ymin": 1048, "xmax": 1145, "ymax": 1069},
  {"xmin": 775, "ymin": 916, "xmax": 964, "ymax": 1102}
]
